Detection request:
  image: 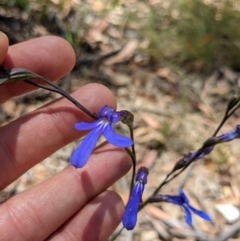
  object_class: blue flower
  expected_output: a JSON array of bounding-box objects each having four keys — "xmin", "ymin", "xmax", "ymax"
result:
[
  {"xmin": 161, "ymin": 190, "xmax": 211, "ymax": 225},
  {"xmin": 122, "ymin": 167, "xmax": 149, "ymax": 230},
  {"xmin": 216, "ymin": 124, "xmax": 240, "ymax": 143},
  {"xmin": 71, "ymin": 105, "xmax": 133, "ymax": 168}
]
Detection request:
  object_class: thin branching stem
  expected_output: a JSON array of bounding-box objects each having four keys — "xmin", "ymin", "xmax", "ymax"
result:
[
  {"xmin": 37, "ymin": 75, "xmax": 97, "ymax": 119},
  {"xmin": 140, "ymin": 100, "xmax": 240, "ymax": 210},
  {"xmin": 1, "ymin": 65, "xmax": 97, "ymax": 120},
  {"xmin": 129, "ymin": 127, "xmax": 136, "ymax": 191},
  {"xmin": 213, "ymin": 111, "xmax": 232, "ymax": 137},
  {"xmin": 213, "ymin": 105, "xmax": 240, "ymax": 137}
]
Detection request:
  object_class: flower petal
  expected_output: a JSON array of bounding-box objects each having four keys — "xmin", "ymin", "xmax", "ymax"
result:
[
  {"xmin": 103, "ymin": 125, "xmax": 133, "ymax": 147},
  {"xmin": 179, "ymin": 189, "xmax": 189, "ymax": 204},
  {"xmin": 98, "ymin": 105, "xmax": 108, "ymax": 117},
  {"xmin": 70, "ymin": 126, "xmax": 103, "ymax": 168},
  {"xmin": 122, "ymin": 168, "xmax": 148, "ymax": 230},
  {"xmin": 183, "ymin": 206, "xmax": 192, "ymax": 225},
  {"xmin": 189, "ymin": 205, "xmax": 211, "ymax": 222},
  {"xmin": 111, "ymin": 112, "xmax": 124, "ymax": 123},
  {"xmin": 122, "ymin": 183, "xmax": 143, "ymax": 230},
  {"xmin": 75, "ymin": 120, "xmax": 101, "ymax": 131}
]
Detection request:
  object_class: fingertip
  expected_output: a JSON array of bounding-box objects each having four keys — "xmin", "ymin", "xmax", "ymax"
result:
[
  {"xmin": 81, "ymin": 190, "xmax": 125, "ymax": 241},
  {"xmin": 0, "ymin": 31, "xmax": 9, "ymax": 64},
  {"xmin": 73, "ymin": 83, "xmax": 117, "ymax": 112},
  {"xmin": 49, "ymin": 190, "xmax": 125, "ymax": 241},
  {"xmin": 3, "ymin": 36, "xmax": 76, "ymax": 80},
  {"xmin": 0, "ymin": 36, "xmax": 76, "ymax": 103},
  {"xmin": 88, "ymin": 143, "xmax": 132, "ymax": 177},
  {"xmin": 84, "ymin": 190, "xmax": 125, "ymax": 241}
]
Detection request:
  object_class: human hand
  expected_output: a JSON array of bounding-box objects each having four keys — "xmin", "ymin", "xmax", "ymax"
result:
[{"xmin": 0, "ymin": 32, "xmax": 131, "ymax": 241}]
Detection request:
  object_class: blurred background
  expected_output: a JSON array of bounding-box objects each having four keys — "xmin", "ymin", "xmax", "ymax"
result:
[{"xmin": 1, "ymin": 0, "xmax": 240, "ymax": 240}]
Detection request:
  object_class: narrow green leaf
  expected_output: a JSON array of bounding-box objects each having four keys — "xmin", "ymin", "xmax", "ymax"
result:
[{"xmin": 0, "ymin": 67, "xmax": 40, "ymax": 85}]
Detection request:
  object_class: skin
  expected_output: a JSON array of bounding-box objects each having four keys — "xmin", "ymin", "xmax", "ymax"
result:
[{"xmin": 0, "ymin": 31, "xmax": 131, "ymax": 241}]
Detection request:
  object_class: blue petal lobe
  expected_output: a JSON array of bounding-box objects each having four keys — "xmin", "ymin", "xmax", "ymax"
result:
[
  {"xmin": 75, "ymin": 120, "xmax": 101, "ymax": 131},
  {"xmin": 236, "ymin": 125, "xmax": 240, "ymax": 137},
  {"xmin": 122, "ymin": 184, "xmax": 143, "ymax": 230},
  {"xmin": 163, "ymin": 195, "xmax": 183, "ymax": 206},
  {"xmin": 98, "ymin": 105, "xmax": 108, "ymax": 117},
  {"xmin": 111, "ymin": 112, "xmax": 123, "ymax": 123},
  {"xmin": 179, "ymin": 189, "xmax": 189, "ymax": 204},
  {"xmin": 103, "ymin": 125, "xmax": 133, "ymax": 147},
  {"xmin": 189, "ymin": 205, "xmax": 211, "ymax": 222},
  {"xmin": 183, "ymin": 206, "xmax": 192, "ymax": 225},
  {"xmin": 70, "ymin": 126, "xmax": 103, "ymax": 168}
]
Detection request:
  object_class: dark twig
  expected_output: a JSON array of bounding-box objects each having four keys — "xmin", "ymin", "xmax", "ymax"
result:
[
  {"xmin": 24, "ymin": 78, "xmax": 97, "ymax": 120},
  {"xmin": 0, "ymin": 66, "xmax": 98, "ymax": 120},
  {"xmin": 129, "ymin": 127, "xmax": 136, "ymax": 191}
]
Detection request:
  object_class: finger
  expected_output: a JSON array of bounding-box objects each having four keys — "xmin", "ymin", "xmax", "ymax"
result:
[
  {"xmin": 0, "ymin": 144, "xmax": 131, "ymax": 241},
  {"xmin": 0, "ymin": 36, "xmax": 75, "ymax": 103},
  {"xmin": 0, "ymin": 32, "xmax": 9, "ymax": 63},
  {"xmin": 48, "ymin": 191, "xmax": 124, "ymax": 241},
  {"xmin": 0, "ymin": 83, "xmax": 116, "ymax": 189}
]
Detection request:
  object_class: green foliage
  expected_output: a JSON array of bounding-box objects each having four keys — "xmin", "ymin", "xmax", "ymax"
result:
[
  {"xmin": 0, "ymin": 0, "xmax": 30, "ymax": 9},
  {"xmin": 141, "ymin": 0, "xmax": 240, "ymax": 69}
]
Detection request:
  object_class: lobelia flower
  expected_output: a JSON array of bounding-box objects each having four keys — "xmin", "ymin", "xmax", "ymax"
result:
[
  {"xmin": 122, "ymin": 167, "xmax": 149, "ymax": 230},
  {"xmin": 160, "ymin": 189, "xmax": 211, "ymax": 225},
  {"xmin": 71, "ymin": 105, "xmax": 133, "ymax": 168}
]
